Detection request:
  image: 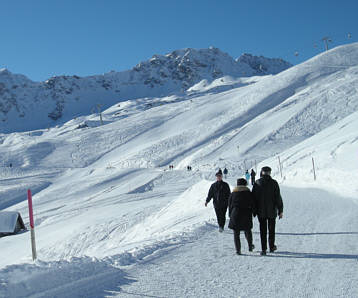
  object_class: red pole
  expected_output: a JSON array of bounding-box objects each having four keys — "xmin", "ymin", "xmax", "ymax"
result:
[
  {"xmin": 27, "ymin": 189, "xmax": 34, "ymax": 229},
  {"xmin": 27, "ymin": 189, "xmax": 37, "ymax": 261}
]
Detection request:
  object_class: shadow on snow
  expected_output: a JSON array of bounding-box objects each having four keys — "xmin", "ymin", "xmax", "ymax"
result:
[
  {"xmin": 276, "ymin": 232, "xmax": 358, "ymax": 236},
  {"xmin": 271, "ymin": 251, "xmax": 358, "ymax": 260}
]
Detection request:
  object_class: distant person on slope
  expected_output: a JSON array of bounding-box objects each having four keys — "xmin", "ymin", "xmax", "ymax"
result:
[
  {"xmin": 205, "ymin": 169, "xmax": 231, "ymax": 232},
  {"xmin": 252, "ymin": 166, "xmax": 283, "ymax": 256},
  {"xmin": 250, "ymin": 169, "xmax": 256, "ymax": 186},
  {"xmin": 245, "ymin": 170, "xmax": 250, "ymax": 181},
  {"xmin": 228, "ymin": 178, "xmax": 255, "ymax": 255},
  {"xmin": 223, "ymin": 167, "xmax": 228, "ymax": 179}
]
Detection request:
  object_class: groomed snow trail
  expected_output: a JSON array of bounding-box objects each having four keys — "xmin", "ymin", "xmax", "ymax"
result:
[
  {"xmin": 2, "ymin": 184, "xmax": 356, "ymax": 297},
  {"xmin": 115, "ymin": 186, "xmax": 358, "ymax": 298}
]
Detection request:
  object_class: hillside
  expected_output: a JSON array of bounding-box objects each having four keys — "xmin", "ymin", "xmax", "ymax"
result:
[
  {"xmin": 0, "ymin": 43, "xmax": 357, "ymax": 297},
  {"xmin": 0, "ymin": 48, "xmax": 291, "ymax": 133}
]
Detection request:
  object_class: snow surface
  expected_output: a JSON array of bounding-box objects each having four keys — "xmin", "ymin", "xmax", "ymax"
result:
[{"xmin": 0, "ymin": 43, "xmax": 357, "ymax": 297}]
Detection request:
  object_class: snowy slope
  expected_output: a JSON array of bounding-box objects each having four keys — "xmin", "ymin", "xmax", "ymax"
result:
[
  {"xmin": 0, "ymin": 48, "xmax": 291, "ymax": 133},
  {"xmin": 261, "ymin": 110, "xmax": 358, "ymax": 200},
  {"xmin": 0, "ymin": 43, "xmax": 357, "ymax": 297}
]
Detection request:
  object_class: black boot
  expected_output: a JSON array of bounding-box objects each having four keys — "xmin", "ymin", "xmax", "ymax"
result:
[{"xmin": 270, "ymin": 245, "xmax": 277, "ymax": 253}]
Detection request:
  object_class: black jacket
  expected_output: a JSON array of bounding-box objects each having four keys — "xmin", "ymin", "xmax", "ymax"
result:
[
  {"xmin": 251, "ymin": 170, "xmax": 256, "ymax": 178},
  {"xmin": 206, "ymin": 181, "xmax": 231, "ymax": 209},
  {"xmin": 228, "ymin": 186, "xmax": 254, "ymax": 231},
  {"xmin": 252, "ymin": 175, "xmax": 283, "ymax": 219}
]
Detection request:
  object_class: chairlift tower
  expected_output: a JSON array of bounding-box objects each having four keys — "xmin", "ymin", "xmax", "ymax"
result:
[{"xmin": 322, "ymin": 37, "xmax": 332, "ymax": 51}]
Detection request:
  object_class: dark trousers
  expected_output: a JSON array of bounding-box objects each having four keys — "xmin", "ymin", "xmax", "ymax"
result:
[
  {"xmin": 234, "ymin": 229, "xmax": 253, "ymax": 252},
  {"xmin": 214, "ymin": 207, "xmax": 227, "ymax": 228},
  {"xmin": 258, "ymin": 217, "xmax": 276, "ymax": 251}
]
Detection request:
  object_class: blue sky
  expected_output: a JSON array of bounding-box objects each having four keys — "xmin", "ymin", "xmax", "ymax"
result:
[{"xmin": 1, "ymin": 0, "xmax": 357, "ymax": 81}]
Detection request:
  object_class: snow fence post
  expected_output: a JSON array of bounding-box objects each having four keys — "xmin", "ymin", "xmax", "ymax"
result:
[
  {"xmin": 278, "ymin": 156, "xmax": 283, "ymax": 178},
  {"xmin": 312, "ymin": 157, "xmax": 317, "ymax": 181},
  {"xmin": 27, "ymin": 189, "xmax": 37, "ymax": 261}
]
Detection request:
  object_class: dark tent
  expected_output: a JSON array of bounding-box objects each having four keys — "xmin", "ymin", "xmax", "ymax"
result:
[{"xmin": 0, "ymin": 211, "xmax": 26, "ymax": 237}]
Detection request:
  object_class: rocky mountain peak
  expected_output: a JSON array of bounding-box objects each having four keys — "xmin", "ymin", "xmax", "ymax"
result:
[
  {"xmin": 0, "ymin": 47, "xmax": 292, "ymax": 133},
  {"xmin": 236, "ymin": 53, "xmax": 292, "ymax": 74}
]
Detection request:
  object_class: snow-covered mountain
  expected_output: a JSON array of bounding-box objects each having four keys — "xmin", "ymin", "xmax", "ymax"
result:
[
  {"xmin": 0, "ymin": 43, "xmax": 357, "ymax": 297},
  {"xmin": 0, "ymin": 48, "xmax": 291, "ymax": 133}
]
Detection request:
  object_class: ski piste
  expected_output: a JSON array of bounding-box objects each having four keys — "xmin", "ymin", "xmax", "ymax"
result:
[{"xmin": 1, "ymin": 43, "xmax": 358, "ymax": 297}]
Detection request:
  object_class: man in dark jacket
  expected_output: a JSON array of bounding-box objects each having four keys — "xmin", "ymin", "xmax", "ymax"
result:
[
  {"xmin": 228, "ymin": 178, "xmax": 255, "ymax": 254},
  {"xmin": 252, "ymin": 166, "xmax": 283, "ymax": 255},
  {"xmin": 250, "ymin": 169, "xmax": 256, "ymax": 186},
  {"xmin": 205, "ymin": 169, "xmax": 231, "ymax": 232}
]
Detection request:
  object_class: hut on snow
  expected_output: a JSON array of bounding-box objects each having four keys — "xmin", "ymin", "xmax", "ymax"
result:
[{"xmin": 0, "ymin": 211, "xmax": 26, "ymax": 237}]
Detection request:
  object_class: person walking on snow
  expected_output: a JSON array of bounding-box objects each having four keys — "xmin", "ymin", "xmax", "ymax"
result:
[
  {"xmin": 250, "ymin": 169, "xmax": 256, "ymax": 186},
  {"xmin": 223, "ymin": 167, "xmax": 228, "ymax": 179},
  {"xmin": 205, "ymin": 169, "xmax": 231, "ymax": 232},
  {"xmin": 252, "ymin": 166, "xmax": 283, "ymax": 256},
  {"xmin": 228, "ymin": 178, "xmax": 255, "ymax": 255},
  {"xmin": 245, "ymin": 170, "xmax": 250, "ymax": 181}
]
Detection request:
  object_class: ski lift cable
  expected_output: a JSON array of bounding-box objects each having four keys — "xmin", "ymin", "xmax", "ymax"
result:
[{"xmin": 282, "ymin": 32, "xmax": 356, "ymax": 60}]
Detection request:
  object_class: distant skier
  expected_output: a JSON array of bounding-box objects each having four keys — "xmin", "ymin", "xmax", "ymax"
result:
[
  {"xmin": 223, "ymin": 167, "xmax": 228, "ymax": 179},
  {"xmin": 205, "ymin": 169, "xmax": 231, "ymax": 232},
  {"xmin": 252, "ymin": 166, "xmax": 283, "ymax": 256},
  {"xmin": 228, "ymin": 178, "xmax": 255, "ymax": 255},
  {"xmin": 250, "ymin": 169, "xmax": 256, "ymax": 185},
  {"xmin": 245, "ymin": 170, "xmax": 250, "ymax": 181}
]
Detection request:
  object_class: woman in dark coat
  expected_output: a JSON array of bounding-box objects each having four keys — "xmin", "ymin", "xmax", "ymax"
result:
[{"xmin": 228, "ymin": 178, "xmax": 255, "ymax": 254}]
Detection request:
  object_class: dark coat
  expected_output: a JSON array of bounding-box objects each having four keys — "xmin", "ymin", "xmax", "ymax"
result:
[
  {"xmin": 252, "ymin": 175, "xmax": 283, "ymax": 219},
  {"xmin": 228, "ymin": 186, "xmax": 254, "ymax": 231},
  {"xmin": 250, "ymin": 170, "xmax": 256, "ymax": 179},
  {"xmin": 206, "ymin": 180, "xmax": 231, "ymax": 209}
]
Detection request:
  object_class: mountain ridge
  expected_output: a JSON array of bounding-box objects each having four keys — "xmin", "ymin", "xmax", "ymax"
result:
[{"xmin": 0, "ymin": 48, "xmax": 291, "ymax": 133}]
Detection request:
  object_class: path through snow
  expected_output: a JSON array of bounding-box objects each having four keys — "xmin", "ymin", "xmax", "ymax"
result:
[
  {"xmin": 116, "ymin": 186, "xmax": 358, "ymax": 297},
  {"xmin": 2, "ymin": 185, "xmax": 356, "ymax": 297}
]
